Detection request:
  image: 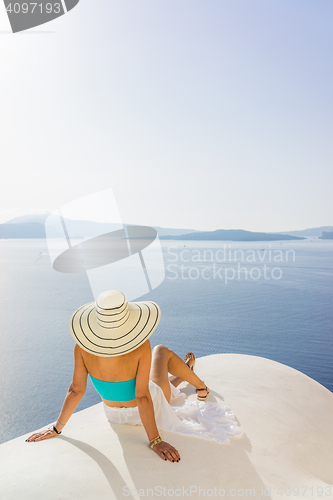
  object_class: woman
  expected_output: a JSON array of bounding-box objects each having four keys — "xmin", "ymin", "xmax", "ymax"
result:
[{"xmin": 26, "ymin": 290, "xmax": 210, "ymax": 462}]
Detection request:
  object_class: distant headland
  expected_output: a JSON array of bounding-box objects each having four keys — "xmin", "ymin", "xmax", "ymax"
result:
[{"xmin": 319, "ymin": 231, "xmax": 333, "ymax": 240}]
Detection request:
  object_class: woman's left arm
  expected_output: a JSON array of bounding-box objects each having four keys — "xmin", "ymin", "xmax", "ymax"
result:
[{"xmin": 26, "ymin": 344, "xmax": 88, "ymax": 442}]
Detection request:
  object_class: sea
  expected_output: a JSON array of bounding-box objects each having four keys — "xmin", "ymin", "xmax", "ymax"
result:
[{"xmin": 0, "ymin": 238, "xmax": 332, "ymax": 445}]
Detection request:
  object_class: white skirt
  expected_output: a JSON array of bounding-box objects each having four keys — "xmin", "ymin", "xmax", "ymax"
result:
[{"xmin": 103, "ymin": 380, "xmax": 244, "ymax": 444}]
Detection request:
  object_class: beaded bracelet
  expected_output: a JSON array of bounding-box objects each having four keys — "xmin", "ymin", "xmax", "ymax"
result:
[{"xmin": 148, "ymin": 435, "xmax": 162, "ymax": 449}]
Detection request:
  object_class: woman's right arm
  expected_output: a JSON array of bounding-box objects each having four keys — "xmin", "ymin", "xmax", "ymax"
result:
[
  {"xmin": 135, "ymin": 340, "xmax": 180, "ymax": 462},
  {"xmin": 25, "ymin": 344, "xmax": 87, "ymax": 442}
]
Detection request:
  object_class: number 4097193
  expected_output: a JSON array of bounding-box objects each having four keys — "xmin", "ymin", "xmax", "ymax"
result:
[{"xmin": 6, "ymin": 3, "xmax": 61, "ymax": 14}]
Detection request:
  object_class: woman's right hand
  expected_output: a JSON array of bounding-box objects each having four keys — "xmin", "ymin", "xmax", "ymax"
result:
[{"xmin": 152, "ymin": 440, "xmax": 180, "ymax": 462}]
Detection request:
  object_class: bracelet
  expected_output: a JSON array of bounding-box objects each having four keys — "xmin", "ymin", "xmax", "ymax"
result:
[
  {"xmin": 57, "ymin": 420, "xmax": 65, "ymax": 427},
  {"xmin": 53, "ymin": 425, "xmax": 62, "ymax": 435},
  {"xmin": 148, "ymin": 435, "xmax": 162, "ymax": 449},
  {"xmin": 149, "ymin": 434, "xmax": 161, "ymax": 446}
]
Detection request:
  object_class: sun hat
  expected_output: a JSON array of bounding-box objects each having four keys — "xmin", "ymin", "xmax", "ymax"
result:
[{"xmin": 70, "ymin": 290, "xmax": 161, "ymax": 357}]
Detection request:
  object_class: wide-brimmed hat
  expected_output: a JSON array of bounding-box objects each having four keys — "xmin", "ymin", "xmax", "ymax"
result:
[{"xmin": 70, "ymin": 290, "xmax": 161, "ymax": 357}]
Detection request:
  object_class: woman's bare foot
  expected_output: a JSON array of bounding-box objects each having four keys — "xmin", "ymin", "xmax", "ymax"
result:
[{"xmin": 184, "ymin": 352, "xmax": 195, "ymax": 371}]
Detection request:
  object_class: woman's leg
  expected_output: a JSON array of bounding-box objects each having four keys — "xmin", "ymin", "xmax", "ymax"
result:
[
  {"xmin": 149, "ymin": 345, "xmax": 206, "ymax": 403},
  {"xmin": 169, "ymin": 352, "xmax": 195, "ymax": 388}
]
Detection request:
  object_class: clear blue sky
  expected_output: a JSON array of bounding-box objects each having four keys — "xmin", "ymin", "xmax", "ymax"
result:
[{"xmin": 0, "ymin": 0, "xmax": 332, "ymax": 231}]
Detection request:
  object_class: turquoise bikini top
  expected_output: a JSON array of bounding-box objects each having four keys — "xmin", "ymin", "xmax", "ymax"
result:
[{"xmin": 89, "ymin": 374, "xmax": 136, "ymax": 401}]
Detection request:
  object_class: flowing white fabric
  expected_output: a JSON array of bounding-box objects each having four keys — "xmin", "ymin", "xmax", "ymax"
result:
[{"xmin": 103, "ymin": 380, "xmax": 244, "ymax": 444}]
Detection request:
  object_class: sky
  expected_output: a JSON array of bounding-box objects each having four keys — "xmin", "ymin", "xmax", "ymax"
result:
[{"xmin": 0, "ymin": 0, "xmax": 332, "ymax": 232}]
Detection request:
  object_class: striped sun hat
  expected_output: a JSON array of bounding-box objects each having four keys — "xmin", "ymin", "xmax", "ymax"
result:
[{"xmin": 70, "ymin": 290, "xmax": 161, "ymax": 357}]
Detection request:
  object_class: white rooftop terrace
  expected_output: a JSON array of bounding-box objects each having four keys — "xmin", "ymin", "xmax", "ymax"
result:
[{"xmin": 1, "ymin": 353, "xmax": 332, "ymax": 499}]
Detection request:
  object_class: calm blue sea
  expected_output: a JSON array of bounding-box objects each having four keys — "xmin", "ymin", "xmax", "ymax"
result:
[{"xmin": 0, "ymin": 238, "xmax": 332, "ymax": 444}]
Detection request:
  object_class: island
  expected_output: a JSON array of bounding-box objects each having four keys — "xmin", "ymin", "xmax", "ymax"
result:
[
  {"xmin": 160, "ymin": 229, "xmax": 306, "ymax": 242},
  {"xmin": 0, "ymin": 222, "xmax": 46, "ymax": 239}
]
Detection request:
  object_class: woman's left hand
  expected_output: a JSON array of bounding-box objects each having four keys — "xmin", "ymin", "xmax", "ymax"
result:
[{"xmin": 25, "ymin": 427, "xmax": 58, "ymax": 442}]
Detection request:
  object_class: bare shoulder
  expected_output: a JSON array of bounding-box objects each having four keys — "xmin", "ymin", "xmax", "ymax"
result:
[
  {"xmin": 74, "ymin": 343, "xmax": 84, "ymax": 357},
  {"xmin": 129, "ymin": 340, "xmax": 152, "ymax": 369},
  {"xmin": 73, "ymin": 344, "xmax": 89, "ymax": 368},
  {"xmin": 137, "ymin": 339, "xmax": 152, "ymax": 357},
  {"xmin": 73, "ymin": 343, "xmax": 86, "ymax": 364}
]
